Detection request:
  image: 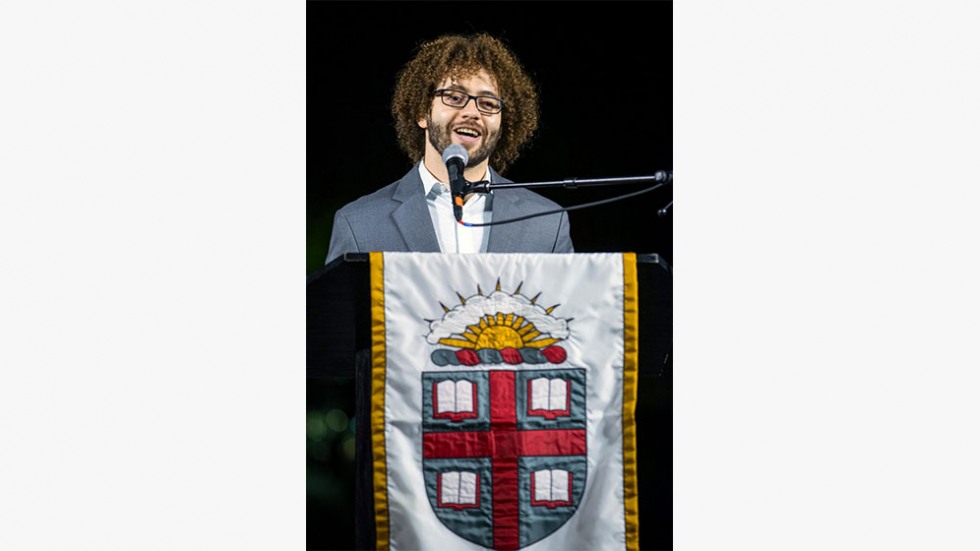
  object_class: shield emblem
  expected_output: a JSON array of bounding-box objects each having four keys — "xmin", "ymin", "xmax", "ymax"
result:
[{"xmin": 422, "ymin": 368, "xmax": 587, "ymax": 550}]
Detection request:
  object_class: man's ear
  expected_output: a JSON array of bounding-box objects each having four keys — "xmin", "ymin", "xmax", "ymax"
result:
[{"xmin": 417, "ymin": 117, "xmax": 427, "ymax": 129}]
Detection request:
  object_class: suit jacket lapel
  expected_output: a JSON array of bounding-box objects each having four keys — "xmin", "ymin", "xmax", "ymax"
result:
[
  {"xmin": 392, "ymin": 164, "xmax": 441, "ymax": 253},
  {"xmin": 486, "ymin": 169, "xmax": 527, "ymax": 253}
]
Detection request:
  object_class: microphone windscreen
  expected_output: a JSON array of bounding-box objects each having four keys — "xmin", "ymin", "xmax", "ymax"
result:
[{"xmin": 441, "ymin": 144, "xmax": 468, "ymax": 166}]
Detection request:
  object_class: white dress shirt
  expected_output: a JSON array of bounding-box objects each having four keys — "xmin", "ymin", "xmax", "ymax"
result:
[{"xmin": 418, "ymin": 162, "xmax": 492, "ymax": 254}]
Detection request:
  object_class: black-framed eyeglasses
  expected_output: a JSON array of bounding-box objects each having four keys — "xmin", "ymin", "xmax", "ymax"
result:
[{"xmin": 434, "ymin": 89, "xmax": 505, "ymax": 115}]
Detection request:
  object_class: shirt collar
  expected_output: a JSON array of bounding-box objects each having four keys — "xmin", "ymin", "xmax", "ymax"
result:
[{"xmin": 418, "ymin": 161, "xmax": 491, "ymax": 196}]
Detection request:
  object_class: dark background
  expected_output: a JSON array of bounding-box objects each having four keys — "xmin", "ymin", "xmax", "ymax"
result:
[{"xmin": 308, "ymin": 1, "xmax": 672, "ymax": 549}]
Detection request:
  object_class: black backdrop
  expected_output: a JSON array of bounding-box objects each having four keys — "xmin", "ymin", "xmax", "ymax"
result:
[
  {"xmin": 308, "ymin": 1, "xmax": 672, "ymax": 271},
  {"xmin": 308, "ymin": 1, "xmax": 672, "ymax": 549}
]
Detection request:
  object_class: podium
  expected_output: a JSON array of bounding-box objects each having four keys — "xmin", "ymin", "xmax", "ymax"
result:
[{"xmin": 307, "ymin": 253, "xmax": 672, "ymax": 550}]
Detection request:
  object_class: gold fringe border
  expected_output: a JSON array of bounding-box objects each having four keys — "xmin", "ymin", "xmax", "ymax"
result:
[
  {"xmin": 370, "ymin": 252, "xmax": 390, "ymax": 550},
  {"xmin": 622, "ymin": 252, "xmax": 640, "ymax": 550}
]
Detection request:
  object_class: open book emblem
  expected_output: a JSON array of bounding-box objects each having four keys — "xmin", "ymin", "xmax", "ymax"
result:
[
  {"xmin": 527, "ymin": 377, "xmax": 571, "ymax": 419},
  {"xmin": 422, "ymin": 368, "xmax": 587, "ymax": 550},
  {"xmin": 530, "ymin": 468, "xmax": 573, "ymax": 508},
  {"xmin": 433, "ymin": 379, "xmax": 478, "ymax": 422}
]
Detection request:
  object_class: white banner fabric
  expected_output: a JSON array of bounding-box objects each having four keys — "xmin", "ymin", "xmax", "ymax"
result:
[{"xmin": 370, "ymin": 252, "xmax": 639, "ymax": 551}]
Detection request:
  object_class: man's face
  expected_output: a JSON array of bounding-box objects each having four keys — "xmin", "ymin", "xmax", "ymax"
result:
[{"xmin": 419, "ymin": 69, "xmax": 503, "ymax": 168}]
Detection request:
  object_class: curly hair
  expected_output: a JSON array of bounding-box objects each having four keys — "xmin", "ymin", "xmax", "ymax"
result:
[{"xmin": 391, "ymin": 33, "xmax": 539, "ymax": 174}]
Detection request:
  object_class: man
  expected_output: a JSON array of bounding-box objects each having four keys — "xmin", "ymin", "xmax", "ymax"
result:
[{"xmin": 325, "ymin": 33, "xmax": 573, "ymax": 265}]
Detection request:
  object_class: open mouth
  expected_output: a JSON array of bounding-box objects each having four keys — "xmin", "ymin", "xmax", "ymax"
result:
[{"xmin": 453, "ymin": 126, "xmax": 482, "ymax": 140}]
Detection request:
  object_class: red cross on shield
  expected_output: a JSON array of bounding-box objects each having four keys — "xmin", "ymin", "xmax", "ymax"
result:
[{"xmin": 422, "ymin": 369, "xmax": 588, "ymax": 550}]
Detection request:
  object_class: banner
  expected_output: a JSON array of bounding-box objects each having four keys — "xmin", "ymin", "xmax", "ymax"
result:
[{"xmin": 370, "ymin": 252, "xmax": 639, "ymax": 550}]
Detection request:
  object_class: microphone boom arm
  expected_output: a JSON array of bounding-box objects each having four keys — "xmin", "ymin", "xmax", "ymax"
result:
[
  {"xmin": 456, "ymin": 170, "xmax": 673, "ymax": 228},
  {"xmin": 463, "ymin": 171, "xmax": 671, "ymax": 193}
]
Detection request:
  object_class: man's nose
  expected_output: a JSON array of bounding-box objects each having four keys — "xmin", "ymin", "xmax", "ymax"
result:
[{"xmin": 459, "ymin": 97, "xmax": 482, "ymax": 117}]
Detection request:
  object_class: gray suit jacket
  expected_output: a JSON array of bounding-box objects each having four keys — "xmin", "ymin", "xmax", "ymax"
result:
[{"xmin": 325, "ymin": 163, "xmax": 574, "ymax": 264}]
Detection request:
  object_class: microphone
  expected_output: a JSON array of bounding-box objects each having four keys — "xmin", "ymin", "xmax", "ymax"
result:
[{"xmin": 441, "ymin": 144, "xmax": 468, "ymax": 223}]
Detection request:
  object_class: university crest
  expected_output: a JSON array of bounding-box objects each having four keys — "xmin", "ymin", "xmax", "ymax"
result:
[{"xmin": 420, "ymin": 280, "xmax": 587, "ymax": 551}]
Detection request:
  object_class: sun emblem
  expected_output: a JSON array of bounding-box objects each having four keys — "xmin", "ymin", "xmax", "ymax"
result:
[{"xmin": 426, "ymin": 280, "xmax": 571, "ymax": 366}]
